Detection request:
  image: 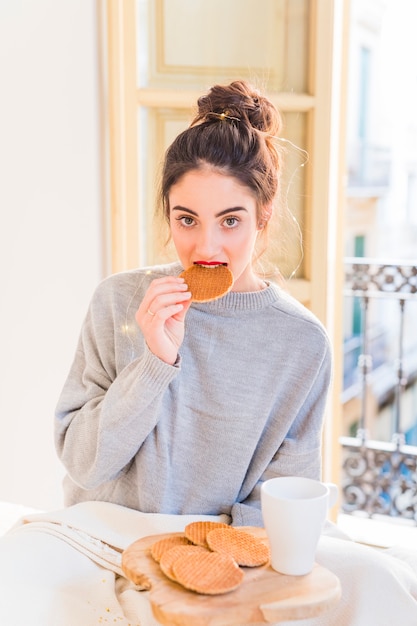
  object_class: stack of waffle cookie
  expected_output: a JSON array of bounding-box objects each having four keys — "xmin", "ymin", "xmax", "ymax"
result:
[{"xmin": 149, "ymin": 521, "xmax": 270, "ymax": 595}]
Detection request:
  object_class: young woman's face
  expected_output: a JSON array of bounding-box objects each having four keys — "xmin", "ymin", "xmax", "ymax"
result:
[{"xmin": 169, "ymin": 168, "xmax": 264, "ymax": 292}]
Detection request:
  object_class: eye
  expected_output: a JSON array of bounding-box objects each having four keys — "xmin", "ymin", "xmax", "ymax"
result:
[
  {"xmin": 176, "ymin": 215, "xmax": 195, "ymax": 227},
  {"xmin": 223, "ymin": 216, "xmax": 239, "ymax": 228}
]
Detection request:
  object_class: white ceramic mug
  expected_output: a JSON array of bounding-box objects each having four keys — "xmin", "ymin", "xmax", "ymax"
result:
[{"xmin": 261, "ymin": 476, "xmax": 338, "ymax": 576}]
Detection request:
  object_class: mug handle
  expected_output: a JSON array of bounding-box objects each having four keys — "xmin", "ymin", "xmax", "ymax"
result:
[{"xmin": 324, "ymin": 482, "xmax": 338, "ymax": 508}]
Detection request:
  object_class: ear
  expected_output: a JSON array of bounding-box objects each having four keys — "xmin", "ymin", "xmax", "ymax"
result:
[{"xmin": 258, "ymin": 203, "xmax": 273, "ymax": 229}]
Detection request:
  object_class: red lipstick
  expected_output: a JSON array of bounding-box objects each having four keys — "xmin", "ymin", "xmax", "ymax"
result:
[{"xmin": 193, "ymin": 261, "xmax": 228, "ymax": 266}]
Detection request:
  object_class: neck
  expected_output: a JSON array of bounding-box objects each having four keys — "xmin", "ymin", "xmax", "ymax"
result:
[{"xmin": 232, "ymin": 272, "xmax": 266, "ymax": 293}]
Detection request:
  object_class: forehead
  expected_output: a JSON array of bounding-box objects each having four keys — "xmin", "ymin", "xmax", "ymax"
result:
[{"xmin": 169, "ymin": 169, "xmax": 257, "ymax": 208}]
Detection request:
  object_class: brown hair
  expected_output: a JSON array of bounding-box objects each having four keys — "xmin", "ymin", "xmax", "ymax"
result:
[{"xmin": 159, "ymin": 80, "xmax": 282, "ymax": 228}]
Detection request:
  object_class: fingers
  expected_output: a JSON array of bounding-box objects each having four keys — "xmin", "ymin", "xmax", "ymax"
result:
[
  {"xmin": 171, "ymin": 297, "xmax": 193, "ymax": 322},
  {"xmin": 137, "ymin": 276, "xmax": 191, "ymax": 325},
  {"xmin": 147, "ymin": 301, "xmax": 189, "ymax": 323},
  {"xmin": 135, "ymin": 276, "xmax": 192, "ymax": 364}
]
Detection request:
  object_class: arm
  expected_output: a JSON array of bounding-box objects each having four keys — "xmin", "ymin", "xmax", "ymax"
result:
[
  {"xmin": 55, "ymin": 326, "xmax": 178, "ymax": 491},
  {"xmin": 55, "ymin": 273, "xmax": 190, "ymax": 490}
]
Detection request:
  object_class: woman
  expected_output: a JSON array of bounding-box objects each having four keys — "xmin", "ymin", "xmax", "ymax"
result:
[
  {"xmin": 55, "ymin": 80, "xmax": 330, "ymax": 523},
  {"xmin": 1, "ymin": 80, "xmax": 417, "ymax": 625}
]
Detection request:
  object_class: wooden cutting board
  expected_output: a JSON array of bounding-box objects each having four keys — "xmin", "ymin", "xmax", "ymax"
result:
[{"xmin": 122, "ymin": 526, "xmax": 341, "ymax": 625}]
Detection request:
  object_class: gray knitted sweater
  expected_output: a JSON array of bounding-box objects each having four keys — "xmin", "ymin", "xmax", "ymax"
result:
[{"xmin": 55, "ymin": 262, "xmax": 332, "ymax": 527}]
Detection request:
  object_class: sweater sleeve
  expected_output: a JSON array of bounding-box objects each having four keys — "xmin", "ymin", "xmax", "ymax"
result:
[
  {"xmin": 230, "ymin": 342, "xmax": 333, "ymax": 527},
  {"xmin": 54, "ymin": 278, "xmax": 179, "ymax": 491}
]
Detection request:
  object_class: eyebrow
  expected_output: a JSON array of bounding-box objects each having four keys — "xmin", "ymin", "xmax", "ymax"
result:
[{"xmin": 171, "ymin": 206, "xmax": 248, "ymax": 218}]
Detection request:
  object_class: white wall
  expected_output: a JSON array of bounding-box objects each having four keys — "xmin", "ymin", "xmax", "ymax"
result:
[{"xmin": 0, "ymin": 1, "xmax": 105, "ymax": 509}]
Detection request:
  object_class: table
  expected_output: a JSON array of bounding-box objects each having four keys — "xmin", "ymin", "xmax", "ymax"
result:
[{"xmin": 122, "ymin": 526, "xmax": 341, "ymax": 625}]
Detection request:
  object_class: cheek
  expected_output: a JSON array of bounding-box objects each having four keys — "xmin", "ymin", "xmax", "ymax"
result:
[
  {"xmin": 230, "ymin": 225, "xmax": 258, "ymax": 251},
  {"xmin": 170, "ymin": 224, "xmax": 183, "ymax": 243},
  {"xmin": 171, "ymin": 228, "xmax": 193, "ymax": 255}
]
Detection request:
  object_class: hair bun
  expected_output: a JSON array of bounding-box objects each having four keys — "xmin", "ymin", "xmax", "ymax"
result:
[{"xmin": 195, "ymin": 80, "xmax": 281, "ymax": 136}]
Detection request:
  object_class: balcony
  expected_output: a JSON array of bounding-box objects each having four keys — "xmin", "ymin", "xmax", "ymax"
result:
[{"xmin": 339, "ymin": 258, "xmax": 417, "ymax": 544}]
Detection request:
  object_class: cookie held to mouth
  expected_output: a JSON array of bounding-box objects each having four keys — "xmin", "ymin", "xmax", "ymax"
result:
[{"xmin": 179, "ymin": 263, "xmax": 234, "ymax": 302}]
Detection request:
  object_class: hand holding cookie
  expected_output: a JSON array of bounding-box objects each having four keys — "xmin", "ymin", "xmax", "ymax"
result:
[
  {"xmin": 136, "ymin": 275, "xmax": 192, "ymax": 365},
  {"xmin": 136, "ymin": 264, "xmax": 234, "ymax": 364}
]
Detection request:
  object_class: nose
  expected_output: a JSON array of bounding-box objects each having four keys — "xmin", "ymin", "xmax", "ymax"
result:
[{"xmin": 195, "ymin": 225, "xmax": 221, "ymax": 259}]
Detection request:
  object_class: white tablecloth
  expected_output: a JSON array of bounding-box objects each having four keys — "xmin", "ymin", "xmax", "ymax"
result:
[{"xmin": 1, "ymin": 501, "xmax": 417, "ymax": 625}]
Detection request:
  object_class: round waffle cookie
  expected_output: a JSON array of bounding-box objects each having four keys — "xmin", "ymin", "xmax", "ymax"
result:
[
  {"xmin": 159, "ymin": 544, "xmax": 208, "ymax": 582},
  {"xmin": 150, "ymin": 535, "xmax": 191, "ymax": 563},
  {"xmin": 206, "ymin": 526, "xmax": 270, "ymax": 567},
  {"xmin": 179, "ymin": 264, "xmax": 234, "ymax": 302},
  {"xmin": 172, "ymin": 550, "xmax": 244, "ymax": 595},
  {"xmin": 184, "ymin": 521, "xmax": 230, "ymax": 548}
]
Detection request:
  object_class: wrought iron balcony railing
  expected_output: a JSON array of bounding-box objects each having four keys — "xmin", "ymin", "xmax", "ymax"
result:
[{"xmin": 340, "ymin": 257, "xmax": 417, "ymax": 522}]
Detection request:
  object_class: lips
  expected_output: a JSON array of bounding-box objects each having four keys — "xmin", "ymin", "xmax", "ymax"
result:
[{"xmin": 193, "ymin": 261, "xmax": 228, "ymax": 267}]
